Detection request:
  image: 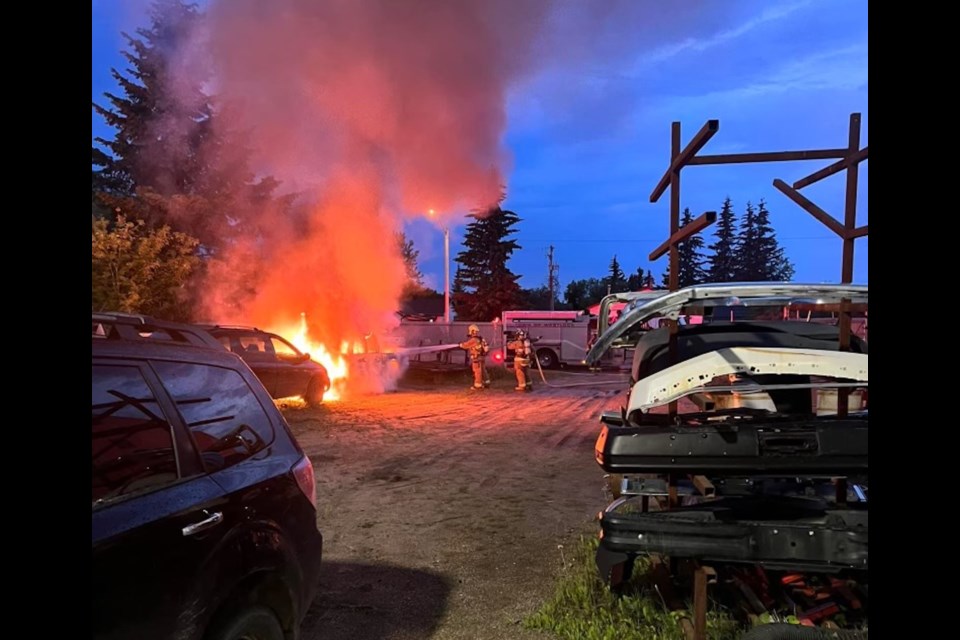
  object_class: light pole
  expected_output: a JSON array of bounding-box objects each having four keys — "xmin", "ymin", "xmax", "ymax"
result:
[
  {"xmin": 429, "ymin": 209, "xmax": 451, "ymax": 324},
  {"xmin": 443, "ymin": 226, "xmax": 450, "ymax": 323}
]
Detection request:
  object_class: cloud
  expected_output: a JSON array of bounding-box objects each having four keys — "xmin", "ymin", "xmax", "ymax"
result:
[
  {"xmin": 637, "ymin": 0, "xmax": 818, "ymax": 67},
  {"xmin": 650, "ymin": 43, "xmax": 867, "ymax": 113}
]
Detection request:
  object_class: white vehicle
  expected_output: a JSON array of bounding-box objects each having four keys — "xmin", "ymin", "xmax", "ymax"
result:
[{"xmin": 500, "ymin": 310, "xmax": 593, "ymax": 368}]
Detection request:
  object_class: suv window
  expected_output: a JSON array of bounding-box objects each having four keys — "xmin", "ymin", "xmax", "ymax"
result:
[
  {"xmin": 92, "ymin": 364, "xmax": 180, "ymax": 505},
  {"xmin": 270, "ymin": 335, "xmax": 300, "ymax": 358},
  {"xmin": 218, "ymin": 333, "xmax": 275, "ymax": 360},
  {"xmin": 152, "ymin": 362, "xmax": 275, "ymax": 471}
]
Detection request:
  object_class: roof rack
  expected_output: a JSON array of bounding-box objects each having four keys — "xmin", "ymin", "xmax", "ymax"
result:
[
  {"xmin": 93, "ymin": 312, "xmax": 224, "ymax": 349},
  {"xmin": 196, "ymin": 323, "xmax": 262, "ymax": 332}
]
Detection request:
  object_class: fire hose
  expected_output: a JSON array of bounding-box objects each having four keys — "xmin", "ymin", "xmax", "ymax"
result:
[
  {"xmin": 394, "ymin": 344, "xmax": 463, "ymax": 357},
  {"xmin": 530, "ymin": 349, "xmax": 627, "ymax": 389},
  {"xmin": 398, "ymin": 343, "xmax": 627, "ymax": 389}
]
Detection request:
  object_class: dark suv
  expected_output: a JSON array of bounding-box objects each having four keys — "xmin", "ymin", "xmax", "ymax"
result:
[
  {"xmin": 200, "ymin": 325, "xmax": 331, "ymax": 407},
  {"xmin": 92, "ymin": 313, "xmax": 323, "ymax": 640}
]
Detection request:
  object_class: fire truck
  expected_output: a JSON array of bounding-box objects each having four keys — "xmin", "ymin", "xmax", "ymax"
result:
[{"xmin": 500, "ymin": 310, "xmax": 593, "ymax": 368}]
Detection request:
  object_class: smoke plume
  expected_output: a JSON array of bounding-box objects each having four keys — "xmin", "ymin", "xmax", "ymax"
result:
[{"xmin": 155, "ymin": 0, "xmax": 718, "ymax": 395}]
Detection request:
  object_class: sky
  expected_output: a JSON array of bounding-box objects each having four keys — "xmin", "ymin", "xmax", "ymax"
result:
[{"xmin": 92, "ymin": 0, "xmax": 868, "ymax": 295}]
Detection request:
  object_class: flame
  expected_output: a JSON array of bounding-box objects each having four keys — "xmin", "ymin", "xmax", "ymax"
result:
[{"xmin": 283, "ymin": 313, "xmax": 350, "ymax": 402}]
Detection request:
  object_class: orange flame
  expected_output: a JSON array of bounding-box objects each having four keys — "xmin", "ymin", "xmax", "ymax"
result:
[{"xmin": 283, "ymin": 312, "xmax": 350, "ymax": 402}]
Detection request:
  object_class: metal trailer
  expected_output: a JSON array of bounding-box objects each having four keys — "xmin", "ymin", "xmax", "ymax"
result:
[{"xmin": 386, "ymin": 320, "xmax": 507, "ymax": 368}]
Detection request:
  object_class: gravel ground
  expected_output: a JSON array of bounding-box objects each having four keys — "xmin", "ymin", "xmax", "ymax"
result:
[{"xmin": 288, "ymin": 369, "xmax": 630, "ymax": 640}]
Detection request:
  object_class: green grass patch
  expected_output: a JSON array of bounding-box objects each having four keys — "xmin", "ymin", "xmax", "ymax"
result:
[{"xmin": 524, "ymin": 536, "xmax": 741, "ymax": 640}]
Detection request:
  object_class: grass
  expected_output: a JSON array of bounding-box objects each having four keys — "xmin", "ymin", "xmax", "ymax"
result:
[{"xmin": 524, "ymin": 536, "xmax": 741, "ymax": 640}]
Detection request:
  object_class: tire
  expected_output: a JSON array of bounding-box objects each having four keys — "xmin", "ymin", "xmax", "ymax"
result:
[
  {"xmin": 304, "ymin": 376, "xmax": 326, "ymax": 407},
  {"xmin": 536, "ymin": 348, "xmax": 558, "ymax": 369},
  {"xmin": 206, "ymin": 606, "xmax": 284, "ymax": 640}
]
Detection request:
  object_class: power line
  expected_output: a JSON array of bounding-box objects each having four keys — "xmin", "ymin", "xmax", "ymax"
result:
[{"xmin": 525, "ymin": 236, "xmax": 852, "ymax": 244}]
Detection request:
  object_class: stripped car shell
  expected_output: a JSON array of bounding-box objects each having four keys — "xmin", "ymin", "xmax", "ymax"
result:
[
  {"xmin": 586, "ymin": 282, "xmax": 868, "ymax": 363},
  {"xmin": 590, "ymin": 283, "xmax": 869, "ymax": 586}
]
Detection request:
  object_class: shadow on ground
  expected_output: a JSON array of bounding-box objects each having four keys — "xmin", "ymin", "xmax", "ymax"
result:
[{"xmin": 300, "ymin": 561, "xmax": 451, "ymax": 640}]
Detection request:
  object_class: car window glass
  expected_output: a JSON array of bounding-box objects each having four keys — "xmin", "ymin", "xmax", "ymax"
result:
[
  {"xmin": 236, "ymin": 335, "xmax": 274, "ymax": 359},
  {"xmin": 152, "ymin": 362, "xmax": 275, "ymax": 471},
  {"xmin": 92, "ymin": 364, "xmax": 179, "ymax": 505},
  {"xmin": 271, "ymin": 336, "xmax": 299, "ymax": 357}
]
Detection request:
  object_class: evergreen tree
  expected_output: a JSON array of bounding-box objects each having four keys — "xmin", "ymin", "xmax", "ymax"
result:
[
  {"xmin": 707, "ymin": 196, "xmax": 739, "ymax": 282},
  {"xmin": 605, "ymin": 255, "xmax": 628, "ymax": 293},
  {"xmin": 451, "ymin": 265, "xmax": 467, "ymax": 317},
  {"xmin": 93, "ymin": 1, "xmax": 205, "ymax": 201},
  {"xmin": 92, "ymin": 0, "xmax": 278, "ymax": 248},
  {"xmin": 677, "ymin": 208, "xmax": 708, "ymax": 287},
  {"xmin": 644, "ymin": 269, "xmax": 656, "ymax": 289},
  {"xmin": 754, "ymin": 199, "xmax": 795, "ymax": 281},
  {"xmin": 734, "ymin": 201, "xmax": 761, "ymax": 280},
  {"xmin": 627, "ymin": 266, "xmax": 644, "ymax": 291},
  {"xmin": 396, "ymin": 231, "xmax": 424, "ymax": 291},
  {"xmin": 452, "ymin": 204, "xmax": 523, "ymax": 321},
  {"xmin": 659, "ymin": 208, "xmax": 708, "ymax": 289}
]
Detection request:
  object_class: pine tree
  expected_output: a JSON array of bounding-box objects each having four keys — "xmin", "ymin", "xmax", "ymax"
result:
[
  {"xmin": 627, "ymin": 266, "xmax": 644, "ymax": 291},
  {"xmin": 92, "ymin": 0, "xmax": 278, "ymax": 248},
  {"xmin": 93, "ymin": 1, "xmax": 205, "ymax": 201},
  {"xmin": 452, "ymin": 204, "xmax": 523, "ymax": 321},
  {"xmin": 659, "ymin": 209, "xmax": 708, "ymax": 289},
  {"xmin": 707, "ymin": 196, "xmax": 739, "ymax": 282},
  {"xmin": 396, "ymin": 231, "xmax": 424, "ymax": 291},
  {"xmin": 606, "ymin": 255, "xmax": 628, "ymax": 293},
  {"xmin": 677, "ymin": 208, "xmax": 708, "ymax": 287},
  {"xmin": 733, "ymin": 202, "xmax": 759, "ymax": 281},
  {"xmin": 754, "ymin": 199, "xmax": 795, "ymax": 281}
]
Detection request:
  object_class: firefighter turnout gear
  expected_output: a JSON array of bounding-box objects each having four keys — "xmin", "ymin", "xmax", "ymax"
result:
[
  {"xmin": 460, "ymin": 328, "xmax": 491, "ymax": 390},
  {"xmin": 506, "ymin": 330, "xmax": 533, "ymax": 392}
]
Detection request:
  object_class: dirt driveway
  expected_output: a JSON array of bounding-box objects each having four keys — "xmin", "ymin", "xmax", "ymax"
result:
[{"xmin": 287, "ymin": 369, "xmax": 628, "ymax": 640}]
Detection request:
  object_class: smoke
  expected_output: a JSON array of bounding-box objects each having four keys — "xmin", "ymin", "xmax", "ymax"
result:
[
  {"xmin": 158, "ymin": 0, "xmax": 563, "ymax": 395},
  {"xmin": 152, "ymin": 0, "xmax": 719, "ymax": 395}
]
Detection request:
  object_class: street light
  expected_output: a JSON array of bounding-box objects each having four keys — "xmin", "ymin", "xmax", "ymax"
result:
[{"xmin": 428, "ymin": 209, "xmax": 451, "ymax": 324}]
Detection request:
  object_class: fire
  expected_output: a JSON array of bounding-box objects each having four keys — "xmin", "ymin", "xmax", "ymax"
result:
[{"xmin": 284, "ymin": 313, "xmax": 350, "ymax": 402}]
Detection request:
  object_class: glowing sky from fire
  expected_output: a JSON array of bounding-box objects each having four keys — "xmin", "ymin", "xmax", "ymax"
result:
[{"xmin": 93, "ymin": 0, "xmax": 867, "ymax": 297}]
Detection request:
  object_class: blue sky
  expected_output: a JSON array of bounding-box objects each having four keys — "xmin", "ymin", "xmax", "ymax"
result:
[{"xmin": 92, "ymin": 0, "xmax": 867, "ymax": 294}]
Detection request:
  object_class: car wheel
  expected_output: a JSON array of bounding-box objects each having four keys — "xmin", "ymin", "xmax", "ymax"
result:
[
  {"xmin": 304, "ymin": 376, "xmax": 326, "ymax": 407},
  {"xmin": 536, "ymin": 348, "xmax": 557, "ymax": 369},
  {"xmin": 206, "ymin": 606, "xmax": 284, "ymax": 640}
]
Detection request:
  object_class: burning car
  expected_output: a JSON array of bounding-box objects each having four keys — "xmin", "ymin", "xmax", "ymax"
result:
[
  {"xmin": 584, "ymin": 283, "xmax": 868, "ymax": 620},
  {"xmin": 200, "ymin": 325, "xmax": 331, "ymax": 406}
]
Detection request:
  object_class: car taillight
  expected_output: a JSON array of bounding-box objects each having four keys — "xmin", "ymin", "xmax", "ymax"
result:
[
  {"xmin": 292, "ymin": 455, "xmax": 317, "ymax": 509},
  {"xmin": 493, "ymin": 352, "xmax": 502, "ymax": 361}
]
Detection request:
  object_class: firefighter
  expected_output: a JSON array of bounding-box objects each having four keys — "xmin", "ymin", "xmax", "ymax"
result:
[
  {"xmin": 459, "ymin": 324, "xmax": 490, "ymax": 390},
  {"xmin": 506, "ymin": 329, "xmax": 533, "ymax": 392}
]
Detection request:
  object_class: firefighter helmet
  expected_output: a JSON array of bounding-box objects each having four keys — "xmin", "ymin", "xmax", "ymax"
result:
[
  {"xmin": 468, "ymin": 324, "xmax": 480, "ymax": 336},
  {"xmin": 516, "ymin": 329, "xmax": 526, "ymax": 339}
]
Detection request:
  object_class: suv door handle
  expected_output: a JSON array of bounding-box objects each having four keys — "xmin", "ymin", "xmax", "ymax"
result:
[{"xmin": 182, "ymin": 511, "xmax": 223, "ymax": 537}]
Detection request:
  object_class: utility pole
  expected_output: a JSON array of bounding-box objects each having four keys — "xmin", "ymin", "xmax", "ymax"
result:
[{"xmin": 547, "ymin": 245, "xmax": 559, "ymax": 310}]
